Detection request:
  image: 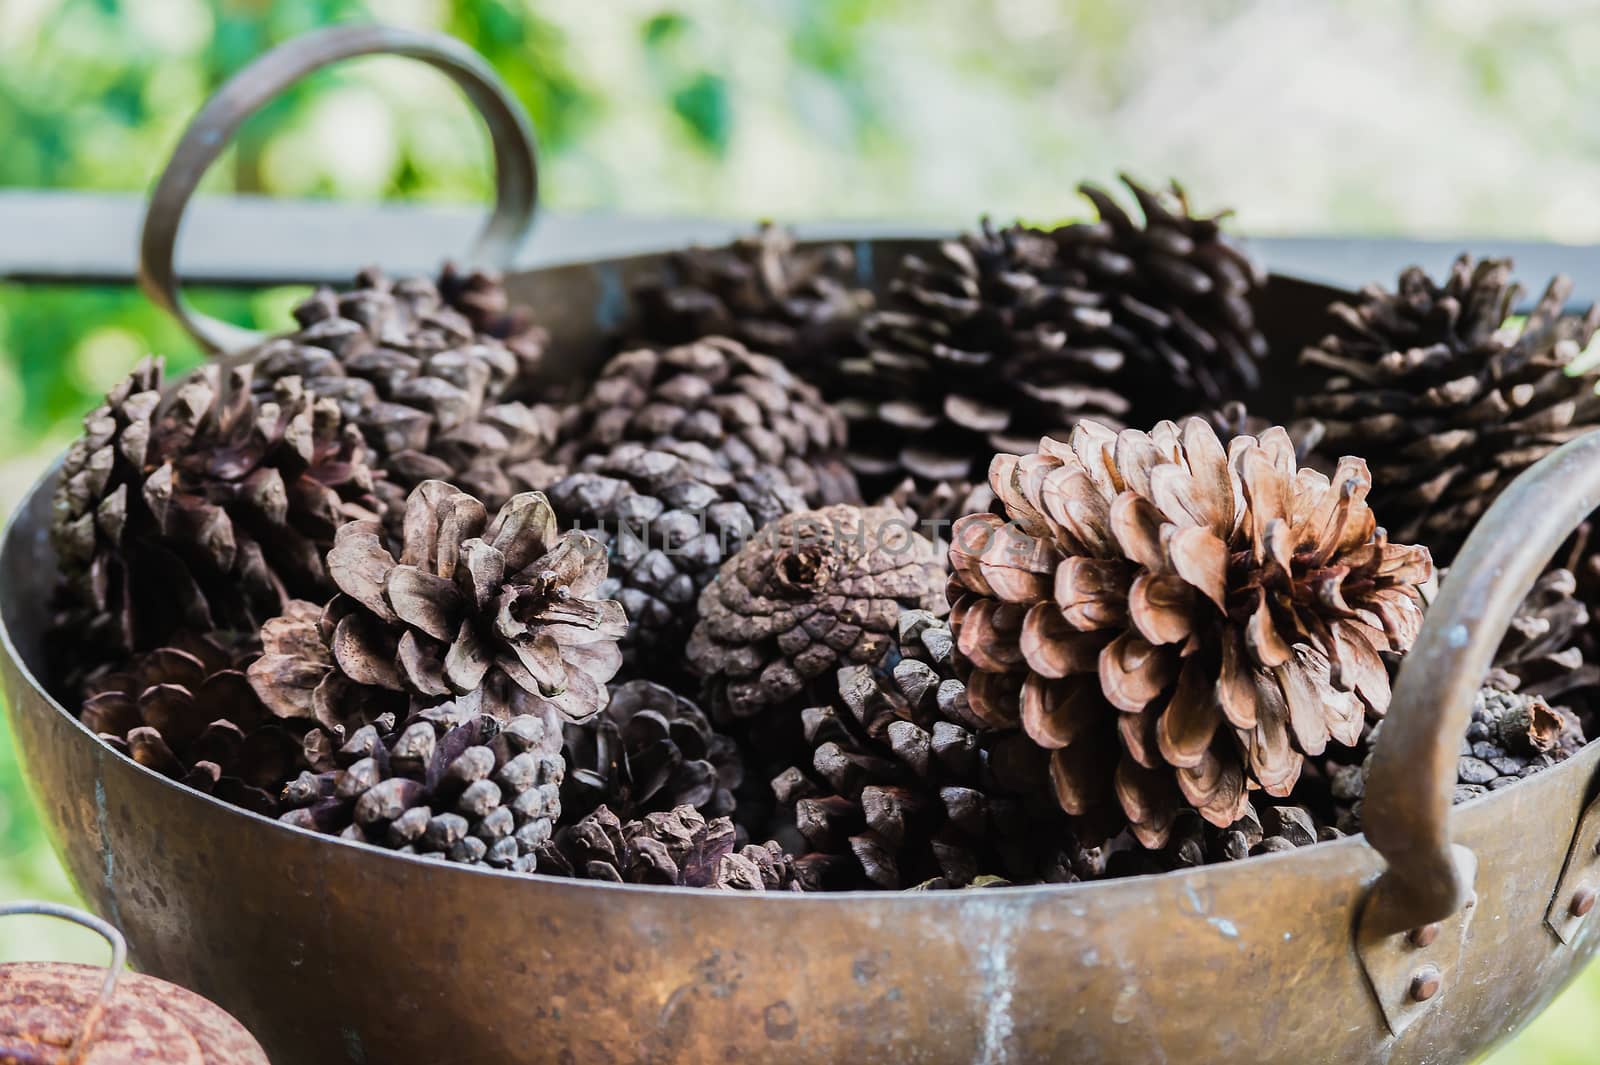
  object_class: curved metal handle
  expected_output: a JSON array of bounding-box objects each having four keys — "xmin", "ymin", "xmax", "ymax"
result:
[
  {"xmin": 138, "ymin": 22, "xmax": 539, "ymax": 355},
  {"xmin": 1363, "ymin": 428, "xmax": 1600, "ymax": 935},
  {"xmin": 0, "ymin": 900, "xmax": 128, "ymax": 1054}
]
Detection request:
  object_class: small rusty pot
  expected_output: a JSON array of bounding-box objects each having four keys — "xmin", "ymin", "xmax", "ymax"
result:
[
  {"xmin": 5, "ymin": 24, "xmax": 1600, "ymax": 1065},
  {"xmin": 0, "ymin": 901, "xmax": 271, "ymax": 1063}
]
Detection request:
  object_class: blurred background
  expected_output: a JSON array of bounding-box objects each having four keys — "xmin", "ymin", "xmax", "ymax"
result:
[{"xmin": 3, "ymin": 1, "xmax": 1599, "ymax": 1060}]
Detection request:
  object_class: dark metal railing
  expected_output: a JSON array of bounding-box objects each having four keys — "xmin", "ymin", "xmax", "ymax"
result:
[{"xmin": 5, "ymin": 189, "xmax": 1597, "ymax": 307}]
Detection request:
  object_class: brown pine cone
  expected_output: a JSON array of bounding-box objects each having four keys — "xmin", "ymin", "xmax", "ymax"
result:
[
  {"xmin": 1333, "ymin": 687, "xmax": 1585, "ymax": 829},
  {"xmin": 1053, "ymin": 176, "xmax": 1268, "ymax": 413},
  {"xmin": 1298, "ymin": 256, "xmax": 1600, "ymax": 565},
  {"xmin": 713, "ymin": 838, "xmax": 806, "ymax": 892},
  {"xmin": 247, "ymin": 482, "xmax": 626, "ymax": 734},
  {"xmin": 253, "ymin": 266, "xmax": 561, "ymax": 515},
  {"xmin": 1203, "ymin": 401, "xmax": 1326, "ymax": 469},
  {"xmin": 554, "ymin": 337, "xmax": 858, "ymax": 508},
  {"xmin": 774, "ymin": 610, "xmax": 1096, "ymax": 889},
  {"xmin": 687, "ymin": 504, "xmax": 947, "ymax": 720},
  {"xmin": 280, "ymin": 702, "xmax": 563, "ymax": 871},
  {"xmin": 948, "ymin": 418, "xmax": 1433, "ymax": 847},
  {"xmin": 562, "ymin": 679, "xmax": 742, "ymax": 822},
  {"xmin": 435, "ymin": 262, "xmax": 549, "ymax": 380},
  {"xmin": 839, "ymin": 220, "xmax": 1131, "ymax": 499},
  {"xmin": 384, "ymin": 399, "xmax": 563, "ymax": 516},
  {"xmin": 877, "ymin": 477, "xmax": 997, "ymax": 535},
  {"xmin": 78, "ymin": 631, "xmax": 301, "ymax": 816},
  {"xmin": 537, "ymin": 804, "xmax": 796, "ymax": 888},
  {"xmin": 625, "ymin": 223, "xmax": 873, "ymax": 374},
  {"xmin": 1130, "ymin": 799, "xmax": 1343, "ymax": 876},
  {"xmin": 544, "ymin": 440, "xmax": 808, "ymax": 678},
  {"xmin": 50, "ymin": 359, "xmax": 382, "ymax": 666},
  {"xmin": 1484, "ymin": 568, "xmax": 1598, "ymax": 708}
]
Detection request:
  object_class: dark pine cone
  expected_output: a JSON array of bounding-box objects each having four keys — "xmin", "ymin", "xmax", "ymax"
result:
[
  {"xmin": 545, "ymin": 440, "xmax": 808, "ymax": 679},
  {"xmin": 562, "ymin": 679, "xmax": 742, "ymax": 822},
  {"xmin": 1203, "ymin": 401, "xmax": 1326, "ymax": 470},
  {"xmin": 774, "ymin": 610, "xmax": 1098, "ymax": 890},
  {"xmin": 280, "ymin": 701, "xmax": 563, "ymax": 872},
  {"xmin": 1053, "ymin": 176, "xmax": 1268, "ymax": 414},
  {"xmin": 1483, "ymin": 568, "xmax": 1598, "ymax": 709},
  {"xmin": 51, "ymin": 358, "xmax": 382, "ymax": 669},
  {"xmin": 246, "ymin": 482, "xmax": 626, "ymax": 738},
  {"xmin": 554, "ymin": 336, "xmax": 858, "ymax": 508},
  {"xmin": 1125, "ymin": 799, "xmax": 1343, "ymax": 877},
  {"xmin": 1298, "ymin": 256, "xmax": 1600, "ymax": 565},
  {"xmin": 1332, "ymin": 687, "xmax": 1585, "ymax": 830},
  {"xmin": 78, "ymin": 631, "xmax": 301, "ymax": 816},
  {"xmin": 252, "ymin": 266, "xmax": 562, "ymax": 516},
  {"xmin": 625, "ymin": 223, "xmax": 873, "ymax": 376},
  {"xmin": 948, "ymin": 418, "xmax": 1432, "ymax": 847},
  {"xmin": 538, "ymin": 804, "xmax": 802, "ymax": 890},
  {"xmin": 435, "ymin": 262, "xmax": 550, "ymax": 379},
  {"xmin": 687, "ymin": 504, "xmax": 947, "ymax": 721},
  {"xmin": 839, "ymin": 220, "xmax": 1131, "ymax": 500}
]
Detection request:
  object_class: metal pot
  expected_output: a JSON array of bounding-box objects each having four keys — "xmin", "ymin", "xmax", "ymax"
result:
[{"xmin": 5, "ymin": 24, "xmax": 1600, "ymax": 1065}]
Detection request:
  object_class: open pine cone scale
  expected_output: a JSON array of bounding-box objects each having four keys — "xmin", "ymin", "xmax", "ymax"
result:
[
  {"xmin": 325, "ymin": 482, "xmax": 626, "ymax": 720},
  {"xmin": 949, "ymin": 418, "xmax": 1432, "ymax": 846}
]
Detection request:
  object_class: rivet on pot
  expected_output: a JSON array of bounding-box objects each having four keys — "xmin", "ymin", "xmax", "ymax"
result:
[
  {"xmin": 1407, "ymin": 923, "xmax": 1441, "ymax": 948},
  {"xmin": 1570, "ymin": 888, "xmax": 1598, "ymax": 918},
  {"xmin": 1408, "ymin": 965, "xmax": 1442, "ymax": 1003}
]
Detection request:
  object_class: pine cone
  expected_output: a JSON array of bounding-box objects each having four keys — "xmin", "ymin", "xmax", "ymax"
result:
[
  {"xmin": 948, "ymin": 418, "xmax": 1433, "ymax": 847},
  {"xmin": 877, "ymin": 477, "xmax": 996, "ymax": 535},
  {"xmin": 774, "ymin": 610, "xmax": 1095, "ymax": 889},
  {"xmin": 1298, "ymin": 256, "xmax": 1600, "ymax": 564},
  {"xmin": 625, "ymin": 223, "xmax": 873, "ymax": 374},
  {"xmin": 839, "ymin": 221, "xmax": 1131, "ymax": 499},
  {"xmin": 563, "ymin": 679, "xmax": 742, "ymax": 821},
  {"xmin": 247, "ymin": 482, "xmax": 626, "ymax": 734},
  {"xmin": 1203, "ymin": 401, "xmax": 1326, "ymax": 469},
  {"xmin": 253, "ymin": 266, "xmax": 561, "ymax": 514},
  {"xmin": 51, "ymin": 358, "xmax": 382, "ymax": 664},
  {"xmin": 280, "ymin": 701, "xmax": 563, "ymax": 871},
  {"xmin": 1053, "ymin": 176, "xmax": 1268, "ymax": 412},
  {"xmin": 1333, "ymin": 687, "xmax": 1584, "ymax": 828},
  {"xmin": 78, "ymin": 631, "xmax": 300, "ymax": 815},
  {"xmin": 687, "ymin": 504, "xmax": 947, "ymax": 720},
  {"xmin": 435, "ymin": 262, "xmax": 549, "ymax": 380},
  {"xmin": 537, "ymin": 804, "xmax": 796, "ymax": 888},
  {"xmin": 1484, "ymin": 568, "xmax": 1598, "ymax": 708},
  {"xmin": 554, "ymin": 337, "xmax": 858, "ymax": 508},
  {"xmin": 545, "ymin": 440, "xmax": 808, "ymax": 678},
  {"xmin": 1134, "ymin": 799, "xmax": 1342, "ymax": 875}
]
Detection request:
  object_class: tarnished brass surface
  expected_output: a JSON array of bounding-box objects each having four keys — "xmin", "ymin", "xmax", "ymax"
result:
[{"xmin": 5, "ymin": 248, "xmax": 1600, "ymax": 1064}]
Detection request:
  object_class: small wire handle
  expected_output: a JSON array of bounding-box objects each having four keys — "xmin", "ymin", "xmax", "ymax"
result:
[
  {"xmin": 0, "ymin": 900, "xmax": 128, "ymax": 1058},
  {"xmin": 138, "ymin": 22, "xmax": 539, "ymax": 356}
]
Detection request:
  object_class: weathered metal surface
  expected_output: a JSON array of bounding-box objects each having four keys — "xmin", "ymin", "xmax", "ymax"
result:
[
  {"xmin": 1545, "ymin": 789, "xmax": 1600, "ymax": 946},
  {"xmin": 1356, "ymin": 846, "xmax": 1477, "ymax": 1037},
  {"xmin": 3, "ymin": 235, "xmax": 1600, "ymax": 1063}
]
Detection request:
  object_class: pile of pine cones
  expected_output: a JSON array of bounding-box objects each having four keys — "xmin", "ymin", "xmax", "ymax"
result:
[{"xmin": 48, "ymin": 177, "xmax": 1600, "ymax": 892}]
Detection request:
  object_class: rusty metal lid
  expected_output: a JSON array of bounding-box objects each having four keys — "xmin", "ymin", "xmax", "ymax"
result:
[{"xmin": 0, "ymin": 901, "xmax": 269, "ymax": 1064}]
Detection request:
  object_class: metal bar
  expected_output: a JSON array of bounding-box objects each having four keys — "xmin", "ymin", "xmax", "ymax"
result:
[{"xmin": 4, "ymin": 189, "xmax": 1600, "ymax": 300}]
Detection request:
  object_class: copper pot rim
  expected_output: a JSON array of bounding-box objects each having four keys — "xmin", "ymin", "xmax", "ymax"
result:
[{"xmin": 0, "ymin": 457, "xmax": 1555, "ymax": 909}]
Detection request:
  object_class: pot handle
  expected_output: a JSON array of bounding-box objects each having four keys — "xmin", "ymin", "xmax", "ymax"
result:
[
  {"xmin": 137, "ymin": 22, "xmax": 538, "ymax": 355},
  {"xmin": 1362, "ymin": 428, "xmax": 1600, "ymax": 935},
  {"xmin": 0, "ymin": 900, "xmax": 128, "ymax": 1054}
]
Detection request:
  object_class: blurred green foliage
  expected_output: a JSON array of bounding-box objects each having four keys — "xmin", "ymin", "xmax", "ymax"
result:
[{"xmin": 0, "ymin": 1, "xmax": 1596, "ymax": 1060}]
